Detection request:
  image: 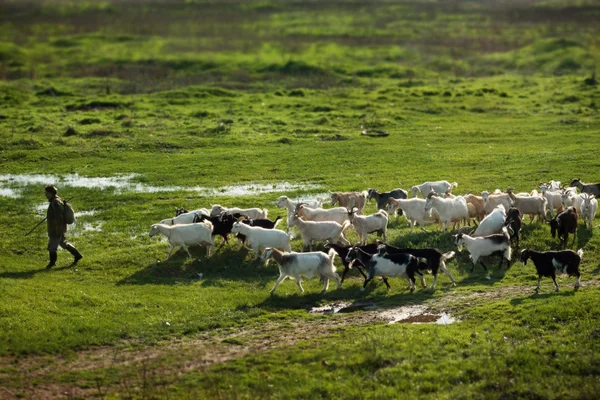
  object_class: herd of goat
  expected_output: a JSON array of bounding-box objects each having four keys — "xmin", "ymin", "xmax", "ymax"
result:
[{"xmin": 149, "ymin": 178, "xmax": 599, "ymax": 294}]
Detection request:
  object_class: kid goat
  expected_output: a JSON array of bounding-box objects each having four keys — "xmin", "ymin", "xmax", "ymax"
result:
[
  {"xmin": 261, "ymin": 248, "xmax": 341, "ymax": 294},
  {"xmin": 549, "ymin": 207, "xmax": 578, "ymax": 249},
  {"xmin": 347, "ymin": 207, "xmax": 388, "ymax": 245},
  {"xmin": 367, "ymin": 188, "xmax": 408, "ymax": 216},
  {"xmin": 520, "ymin": 249, "xmax": 583, "ymax": 293}
]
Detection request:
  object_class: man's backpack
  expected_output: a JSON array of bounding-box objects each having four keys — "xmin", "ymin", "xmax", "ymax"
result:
[{"xmin": 63, "ymin": 200, "xmax": 76, "ymax": 225}]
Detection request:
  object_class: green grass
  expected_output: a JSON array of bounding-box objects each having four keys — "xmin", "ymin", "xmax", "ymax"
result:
[{"xmin": 1, "ymin": 0, "xmax": 600, "ymax": 398}]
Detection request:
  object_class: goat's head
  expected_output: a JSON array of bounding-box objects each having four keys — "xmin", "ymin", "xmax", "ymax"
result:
[
  {"xmin": 330, "ymin": 193, "xmax": 340, "ymax": 206},
  {"xmin": 276, "ymin": 196, "xmax": 288, "ymax": 208},
  {"xmin": 453, "ymin": 233, "xmax": 465, "ymax": 251},
  {"xmin": 260, "ymin": 248, "xmax": 274, "ymax": 262},
  {"xmin": 175, "ymin": 207, "xmax": 188, "ymax": 216},
  {"xmin": 366, "ymin": 188, "xmax": 377, "ymax": 201},
  {"xmin": 149, "ymin": 224, "xmax": 160, "ymax": 237},
  {"xmin": 424, "ymin": 191, "xmax": 437, "ymax": 212},
  {"xmin": 481, "ymin": 191, "xmax": 490, "ymax": 201},
  {"xmin": 570, "ymin": 178, "xmax": 581, "ymax": 187},
  {"xmin": 410, "ymin": 186, "xmax": 419, "ymax": 198},
  {"xmin": 345, "ymin": 246, "xmax": 359, "ymax": 263},
  {"xmin": 230, "ymin": 222, "xmax": 243, "ymax": 233}
]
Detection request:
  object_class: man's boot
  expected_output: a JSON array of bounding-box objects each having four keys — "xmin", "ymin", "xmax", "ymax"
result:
[
  {"xmin": 45, "ymin": 251, "xmax": 57, "ymax": 269},
  {"xmin": 64, "ymin": 243, "xmax": 83, "ymax": 265}
]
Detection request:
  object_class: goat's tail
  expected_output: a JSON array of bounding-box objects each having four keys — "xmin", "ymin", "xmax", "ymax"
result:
[
  {"xmin": 327, "ymin": 248, "xmax": 337, "ymax": 264},
  {"xmin": 273, "ymin": 215, "xmax": 282, "ymax": 228},
  {"xmin": 262, "ymin": 208, "xmax": 269, "ymax": 219},
  {"xmin": 441, "ymin": 251, "xmax": 456, "ymax": 262},
  {"xmin": 577, "ymin": 249, "xmax": 584, "ymax": 259}
]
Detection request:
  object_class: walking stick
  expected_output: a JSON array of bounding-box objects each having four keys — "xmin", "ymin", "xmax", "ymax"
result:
[{"xmin": 24, "ymin": 196, "xmax": 76, "ymax": 237}]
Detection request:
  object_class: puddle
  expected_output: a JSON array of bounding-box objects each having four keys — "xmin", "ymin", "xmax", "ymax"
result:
[
  {"xmin": 35, "ymin": 203, "xmax": 96, "ymax": 218},
  {"xmin": 0, "ymin": 188, "xmax": 20, "ymax": 198},
  {"xmin": 1, "ymin": 174, "xmax": 322, "ymax": 198},
  {"xmin": 309, "ymin": 303, "xmax": 457, "ymax": 325}
]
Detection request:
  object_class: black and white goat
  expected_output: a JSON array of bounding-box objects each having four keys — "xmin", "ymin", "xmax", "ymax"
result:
[
  {"xmin": 195, "ymin": 212, "xmax": 237, "ymax": 249},
  {"xmin": 504, "ymin": 207, "xmax": 522, "ymax": 248},
  {"xmin": 520, "ymin": 249, "xmax": 583, "ymax": 292},
  {"xmin": 454, "ymin": 226, "xmax": 512, "ymax": 279},
  {"xmin": 549, "ymin": 207, "xmax": 578, "ymax": 249},
  {"xmin": 345, "ymin": 246, "xmax": 421, "ymax": 292},
  {"xmin": 323, "ymin": 243, "xmax": 378, "ymax": 282},
  {"xmin": 377, "ymin": 243, "xmax": 456, "ymax": 288},
  {"xmin": 367, "ymin": 188, "xmax": 408, "ymax": 216}
]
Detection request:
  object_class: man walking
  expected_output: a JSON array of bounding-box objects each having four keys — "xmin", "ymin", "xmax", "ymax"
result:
[{"xmin": 45, "ymin": 185, "xmax": 83, "ymax": 269}]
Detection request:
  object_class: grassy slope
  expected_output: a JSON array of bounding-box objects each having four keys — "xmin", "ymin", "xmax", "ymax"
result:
[{"xmin": 1, "ymin": 0, "xmax": 600, "ymax": 398}]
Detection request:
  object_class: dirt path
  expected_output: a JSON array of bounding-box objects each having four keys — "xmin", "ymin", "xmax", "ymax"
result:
[{"xmin": 2, "ymin": 279, "xmax": 599, "ymax": 399}]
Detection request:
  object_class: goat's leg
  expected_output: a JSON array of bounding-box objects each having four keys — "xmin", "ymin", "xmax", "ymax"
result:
[
  {"xmin": 321, "ymin": 276, "xmax": 330, "ymax": 294},
  {"xmin": 296, "ymin": 277, "xmax": 305, "ymax": 293},
  {"xmin": 333, "ymin": 273, "xmax": 342, "ymax": 290},
  {"xmin": 409, "ymin": 275, "xmax": 416, "ymax": 293},
  {"xmin": 382, "ymin": 277, "xmax": 391, "ymax": 290},
  {"xmin": 440, "ymin": 261, "xmax": 456, "ymax": 287},
  {"xmin": 416, "ymin": 271, "xmax": 426, "ymax": 288},
  {"xmin": 551, "ymin": 274, "xmax": 559, "ymax": 292},
  {"xmin": 534, "ymin": 276, "xmax": 542, "ymax": 293},
  {"xmin": 340, "ymin": 265, "xmax": 350, "ymax": 283},
  {"xmin": 270, "ymin": 274, "xmax": 287, "ymax": 294},
  {"xmin": 479, "ymin": 260, "xmax": 491, "ymax": 279},
  {"xmin": 165, "ymin": 244, "xmax": 175, "ymax": 261},
  {"xmin": 361, "ymin": 277, "xmax": 372, "ymax": 291},
  {"xmin": 181, "ymin": 244, "xmax": 193, "ymax": 259},
  {"xmin": 574, "ymin": 272, "xmax": 581, "ymax": 289}
]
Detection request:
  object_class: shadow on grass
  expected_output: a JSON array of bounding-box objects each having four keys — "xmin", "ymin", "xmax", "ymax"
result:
[
  {"xmin": 509, "ymin": 289, "xmax": 578, "ymax": 306},
  {"xmin": 117, "ymin": 244, "xmax": 278, "ymax": 286},
  {"xmin": 0, "ymin": 264, "xmax": 74, "ymax": 279}
]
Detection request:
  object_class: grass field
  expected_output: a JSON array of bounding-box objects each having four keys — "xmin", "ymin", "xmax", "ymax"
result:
[{"xmin": 1, "ymin": 0, "xmax": 600, "ymax": 398}]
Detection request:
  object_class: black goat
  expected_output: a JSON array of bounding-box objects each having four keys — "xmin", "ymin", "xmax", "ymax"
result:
[
  {"xmin": 549, "ymin": 207, "xmax": 578, "ymax": 249},
  {"xmin": 570, "ymin": 178, "xmax": 600, "ymax": 198},
  {"xmin": 505, "ymin": 207, "xmax": 522, "ymax": 248},
  {"xmin": 323, "ymin": 243, "xmax": 378, "ymax": 282},
  {"xmin": 175, "ymin": 207, "xmax": 188, "ymax": 216},
  {"xmin": 195, "ymin": 213, "xmax": 237, "ymax": 250},
  {"xmin": 378, "ymin": 242, "xmax": 456, "ymax": 288},
  {"xmin": 367, "ymin": 188, "xmax": 408, "ymax": 216},
  {"xmin": 521, "ymin": 249, "xmax": 583, "ymax": 292},
  {"xmin": 345, "ymin": 246, "xmax": 420, "ymax": 292}
]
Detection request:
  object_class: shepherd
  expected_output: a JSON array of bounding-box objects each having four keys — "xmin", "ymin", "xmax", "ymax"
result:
[{"xmin": 44, "ymin": 185, "xmax": 83, "ymax": 269}]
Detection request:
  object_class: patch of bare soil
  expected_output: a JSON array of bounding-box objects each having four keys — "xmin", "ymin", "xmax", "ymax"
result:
[{"xmin": 1, "ymin": 279, "xmax": 599, "ymax": 399}]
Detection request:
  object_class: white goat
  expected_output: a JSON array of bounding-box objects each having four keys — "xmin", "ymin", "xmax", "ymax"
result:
[
  {"xmin": 561, "ymin": 188, "xmax": 583, "ymax": 212},
  {"xmin": 424, "ymin": 192, "xmax": 469, "ymax": 232},
  {"xmin": 539, "ymin": 184, "xmax": 563, "ymax": 218},
  {"xmin": 291, "ymin": 215, "xmax": 351, "ymax": 251},
  {"xmin": 507, "ymin": 190, "xmax": 547, "ymax": 223},
  {"xmin": 454, "ymin": 226, "xmax": 512, "ymax": 280},
  {"xmin": 230, "ymin": 222, "xmax": 291, "ymax": 259},
  {"xmin": 262, "ymin": 248, "xmax": 341, "ymax": 294},
  {"xmin": 149, "ymin": 222, "xmax": 214, "ymax": 260},
  {"xmin": 580, "ymin": 194, "xmax": 598, "ymax": 229},
  {"xmin": 386, "ymin": 197, "xmax": 440, "ymax": 233},
  {"xmin": 411, "ymin": 180, "xmax": 458, "ymax": 198},
  {"xmin": 295, "ymin": 204, "xmax": 349, "ymax": 225},
  {"xmin": 473, "ymin": 204, "xmax": 506, "ymax": 237},
  {"xmin": 347, "ymin": 208, "xmax": 389, "ymax": 245},
  {"xmin": 210, "ymin": 204, "xmax": 268, "ymax": 220},
  {"xmin": 276, "ymin": 196, "xmax": 322, "ymax": 232},
  {"xmin": 481, "ymin": 191, "xmax": 513, "ymax": 215}
]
